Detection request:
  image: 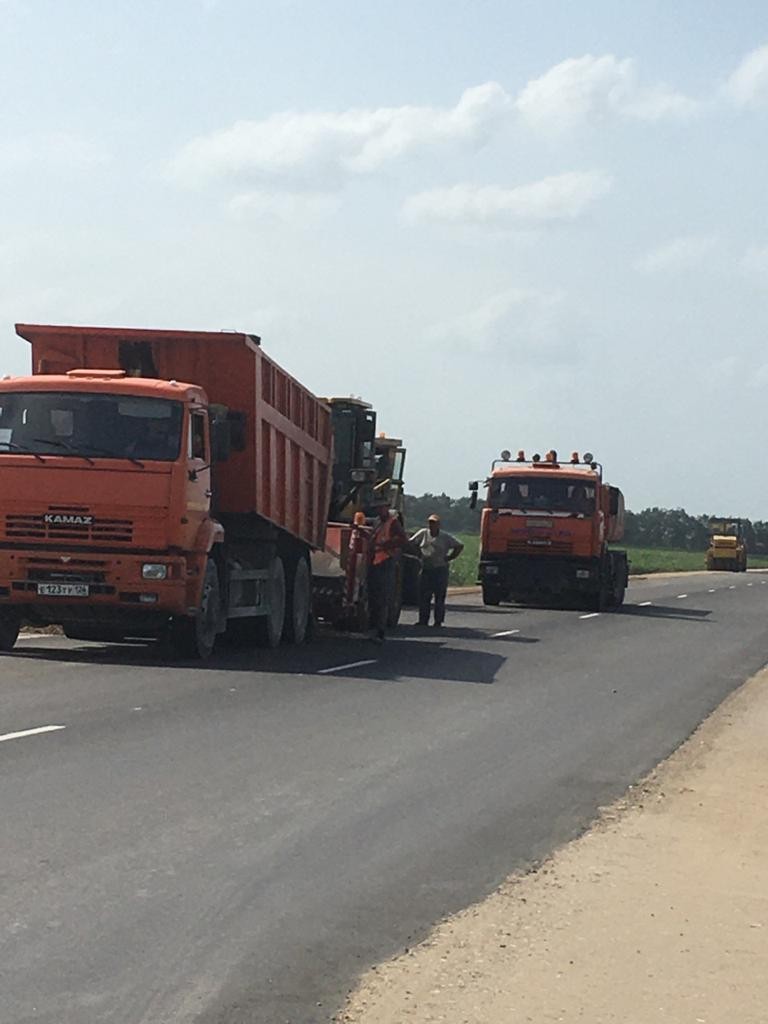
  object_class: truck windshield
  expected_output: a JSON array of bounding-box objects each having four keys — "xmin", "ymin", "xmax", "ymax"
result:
[
  {"xmin": 0, "ymin": 391, "xmax": 183, "ymax": 462},
  {"xmin": 489, "ymin": 476, "xmax": 596, "ymax": 514}
]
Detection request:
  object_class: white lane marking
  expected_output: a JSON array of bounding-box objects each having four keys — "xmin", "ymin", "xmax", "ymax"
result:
[
  {"xmin": 677, "ymin": 594, "xmax": 688, "ymax": 599},
  {"xmin": 639, "ymin": 601, "xmax": 653, "ymax": 607},
  {"xmin": 0, "ymin": 725, "xmax": 66, "ymax": 744},
  {"xmin": 762, "ymin": 581, "xmax": 767, "ymax": 585},
  {"xmin": 708, "ymin": 588, "xmax": 716, "ymax": 593},
  {"xmin": 729, "ymin": 585, "xmax": 736, "ymax": 590},
  {"xmin": 492, "ymin": 628, "xmax": 520, "ymax": 638},
  {"xmin": 580, "ymin": 612, "xmax": 600, "ymax": 620},
  {"xmin": 318, "ymin": 659, "xmax": 378, "ymax": 675},
  {"xmin": 747, "ymin": 582, "xmax": 754, "ymax": 587}
]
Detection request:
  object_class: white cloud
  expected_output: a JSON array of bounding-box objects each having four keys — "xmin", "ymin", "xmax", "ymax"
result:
[
  {"xmin": 0, "ymin": 132, "xmax": 109, "ymax": 171},
  {"xmin": 168, "ymin": 83, "xmax": 512, "ymax": 188},
  {"xmin": 724, "ymin": 44, "xmax": 768, "ymax": 106},
  {"xmin": 429, "ymin": 288, "xmax": 572, "ymax": 361},
  {"xmin": 635, "ymin": 235, "xmax": 718, "ymax": 273},
  {"xmin": 228, "ymin": 190, "xmax": 340, "ymax": 223},
  {"xmin": 516, "ymin": 54, "xmax": 699, "ymax": 133},
  {"xmin": 403, "ymin": 171, "xmax": 612, "ymax": 226},
  {"xmin": 742, "ymin": 244, "xmax": 768, "ymax": 278}
]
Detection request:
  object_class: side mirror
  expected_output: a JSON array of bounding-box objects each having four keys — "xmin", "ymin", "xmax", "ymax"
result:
[
  {"xmin": 226, "ymin": 410, "xmax": 247, "ymax": 452},
  {"xmin": 210, "ymin": 418, "xmax": 231, "ymax": 463},
  {"xmin": 468, "ymin": 480, "xmax": 479, "ymax": 510}
]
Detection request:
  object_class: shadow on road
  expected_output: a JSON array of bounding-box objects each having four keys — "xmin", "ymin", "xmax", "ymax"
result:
[
  {"xmin": 403, "ymin": 624, "xmax": 538, "ymax": 642},
  {"xmin": 445, "ymin": 603, "xmax": 523, "ymax": 615},
  {"xmin": 10, "ymin": 626, "xmax": 524, "ymax": 685},
  {"xmin": 618, "ymin": 604, "xmax": 712, "ymax": 622}
]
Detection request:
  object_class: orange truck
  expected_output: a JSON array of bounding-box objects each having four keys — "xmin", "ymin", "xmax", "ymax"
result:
[
  {"xmin": 470, "ymin": 449, "xmax": 628, "ymax": 610},
  {"xmin": 0, "ymin": 323, "xmax": 348, "ymax": 657}
]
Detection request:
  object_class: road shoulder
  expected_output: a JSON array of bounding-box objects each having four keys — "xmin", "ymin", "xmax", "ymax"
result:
[{"xmin": 337, "ymin": 664, "xmax": 768, "ymax": 1023}]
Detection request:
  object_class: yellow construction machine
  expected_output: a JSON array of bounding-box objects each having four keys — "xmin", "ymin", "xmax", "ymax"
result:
[{"xmin": 706, "ymin": 518, "xmax": 748, "ymax": 572}]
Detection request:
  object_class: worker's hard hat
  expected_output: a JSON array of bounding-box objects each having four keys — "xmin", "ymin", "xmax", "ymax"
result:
[{"xmin": 428, "ymin": 514, "xmax": 440, "ymax": 523}]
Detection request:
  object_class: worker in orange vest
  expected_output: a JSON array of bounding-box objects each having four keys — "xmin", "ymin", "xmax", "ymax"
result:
[{"xmin": 368, "ymin": 501, "xmax": 406, "ymax": 643}]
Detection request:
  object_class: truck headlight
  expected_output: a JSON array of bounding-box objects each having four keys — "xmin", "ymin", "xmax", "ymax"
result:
[{"xmin": 142, "ymin": 563, "xmax": 168, "ymax": 580}]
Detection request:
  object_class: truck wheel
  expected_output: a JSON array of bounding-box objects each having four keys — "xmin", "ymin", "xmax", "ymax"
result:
[
  {"xmin": 284, "ymin": 556, "xmax": 311, "ymax": 644},
  {"xmin": 0, "ymin": 611, "xmax": 20, "ymax": 652},
  {"xmin": 254, "ymin": 555, "xmax": 286, "ymax": 648},
  {"xmin": 482, "ymin": 584, "xmax": 502, "ymax": 606},
  {"xmin": 169, "ymin": 558, "xmax": 220, "ymax": 660},
  {"xmin": 608, "ymin": 554, "xmax": 627, "ymax": 609}
]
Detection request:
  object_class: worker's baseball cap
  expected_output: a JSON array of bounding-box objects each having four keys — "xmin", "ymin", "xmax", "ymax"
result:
[{"xmin": 428, "ymin": 514, "xmax": 440, "ymax": 522}]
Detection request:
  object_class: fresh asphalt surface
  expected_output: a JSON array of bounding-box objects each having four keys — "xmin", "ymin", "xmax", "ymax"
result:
[{"xmin": 2, "ymin": 572, "xmax": 768, "ymax": 1023}]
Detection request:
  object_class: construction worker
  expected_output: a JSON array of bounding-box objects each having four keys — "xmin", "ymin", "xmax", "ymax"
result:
[
  {"xmin": 410, "ymin": 514, "xmax": 464, "ymax": 627},
  {"xmin": 368, "ymin": 502, "xmax": 407, "ymax": 643}
]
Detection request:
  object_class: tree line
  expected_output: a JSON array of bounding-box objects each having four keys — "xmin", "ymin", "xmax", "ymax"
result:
[{"xmin": 403, "ymin": 493, "xmax": 768, "ymax": 552}]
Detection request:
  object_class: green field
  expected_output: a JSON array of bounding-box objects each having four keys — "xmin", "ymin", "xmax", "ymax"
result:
[
  {"xmin": 447, "ymin": 535, "xmax": 768, "ymax": 586},
  {"xmin": 622, "ymin": 547, "xmax": 768, "ymax": 574}
]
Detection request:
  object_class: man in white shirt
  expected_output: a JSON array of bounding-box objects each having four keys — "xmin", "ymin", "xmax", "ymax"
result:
[{"xmin": 409, "ymin": 514, "xmax": 464, "ymax": 627}]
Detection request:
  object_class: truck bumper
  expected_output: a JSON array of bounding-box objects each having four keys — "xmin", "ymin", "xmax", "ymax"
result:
[
  {"xmin": 479, "ymin": 555, "xmax": 602, "ymax": 597},
  {"xmin": 0, "ymin": 548, "xmax": 199, "ymax": 627}
]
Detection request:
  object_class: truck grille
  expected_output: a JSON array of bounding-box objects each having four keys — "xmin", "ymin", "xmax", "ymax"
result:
[
  {"xmin": 507, "ymin": 539, "xmax": 573, "ymax": 555},
  {"xmin": 5, "ymin": 511, "xmax": 133, "ymax": 545}
]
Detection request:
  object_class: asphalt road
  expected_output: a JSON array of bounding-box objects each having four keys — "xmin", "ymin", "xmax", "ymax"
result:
[{"xmin": 2, "ymin": 571, "xmax": 768, "ymax": 1024}]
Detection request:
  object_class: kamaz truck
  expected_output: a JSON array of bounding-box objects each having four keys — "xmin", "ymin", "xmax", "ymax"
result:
[
  {"xmin": 0, "ymin": 324, "xmax": 348, "ymax": 657},
  {"xmin": 470, "ymin": 449, "xmax": 628, "ymax": 610}
]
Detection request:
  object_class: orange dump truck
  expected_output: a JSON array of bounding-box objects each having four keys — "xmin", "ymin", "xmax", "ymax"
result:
[
  {"xmin": 470, "ymin": 449, "xmax": 628, "ymax": 610},
  {"xmin": 0, "ymin": 324, "xmax": 335, "ymax": 657}
]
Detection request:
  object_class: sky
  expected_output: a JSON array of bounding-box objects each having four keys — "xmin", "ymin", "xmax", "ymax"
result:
[{"xmin": 1, "ymin": 0, "xmax": 767, "ymax": 515}]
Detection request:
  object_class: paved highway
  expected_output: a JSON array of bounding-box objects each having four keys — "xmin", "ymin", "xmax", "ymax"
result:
[{"xmin": 2, "ymin": 571, "xmax": 767, "ymax": 1024}]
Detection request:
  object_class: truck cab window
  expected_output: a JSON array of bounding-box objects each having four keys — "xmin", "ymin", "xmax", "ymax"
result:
[{"xmin": 0, "ymin": 392, "xmax": 182, "ymax": 461}]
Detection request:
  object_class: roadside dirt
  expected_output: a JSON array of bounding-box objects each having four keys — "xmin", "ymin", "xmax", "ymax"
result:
[{"xmin": 338, "ymin": 666, "xmax": 768, "ymax": 1024}]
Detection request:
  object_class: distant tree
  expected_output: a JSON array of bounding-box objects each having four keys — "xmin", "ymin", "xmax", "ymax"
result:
[{"xmin": 404, "ymin": 493, "xmax": 481, "ymax": 534}]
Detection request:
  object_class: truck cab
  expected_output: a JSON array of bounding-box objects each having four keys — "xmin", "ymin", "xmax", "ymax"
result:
[{"xmin": 0, "ymin": 370, "xmax": 219, "ymax": 650}]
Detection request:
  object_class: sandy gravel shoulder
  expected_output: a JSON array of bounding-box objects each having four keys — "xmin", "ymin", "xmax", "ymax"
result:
[{"xmin": 337, "ymin": 665, "xmax": 768, "ymax": 1024}]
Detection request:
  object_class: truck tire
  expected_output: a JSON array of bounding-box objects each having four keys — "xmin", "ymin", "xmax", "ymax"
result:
[
  {"xmin": 608, "ymin": 552, "xmax": 628, "ymax": 608},
  {"xmin": 254, "ymin": 555, "xmax": 286, "ymax": 648},
  {"xmin": 284, "ymin": 556, "xmax": 311, "ymax": 644},
  {"xmin": 0, "ymin": 611, "xmax": 20, "ymax": 652},
  {"xmin": 482, "ymin": 584, "xmax": 502, "ymax": 606},
  {"xmin": 169, "ymin": 558, "xmax": 220, "ymax": 660}
]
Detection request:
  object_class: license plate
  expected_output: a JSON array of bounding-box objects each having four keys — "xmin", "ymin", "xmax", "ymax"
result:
[
  {"xmin": 37, "ymin": 583, "xmax": 89, "ymax": 598},
  {"xmin": 526, "ymin": 519, "xmax": 553, "ymax": 528}
]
